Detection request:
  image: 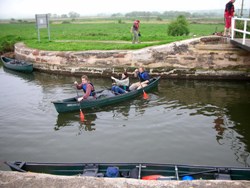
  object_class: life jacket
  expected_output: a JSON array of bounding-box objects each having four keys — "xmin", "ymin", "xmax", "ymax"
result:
[
  {"xmin": 82, "ymin": 83, "xmax": 96, "ymax": 96},
  {"xmin": 225, "ymin": 1, "xmax": 234, "ymax": 17},
  {"xmin": 133, "ymin": 21, "xmax": 139, "ymax": 31},
  {"xmin": 138, "ymin": 71, "xmax": 150, "ymax": 82}
]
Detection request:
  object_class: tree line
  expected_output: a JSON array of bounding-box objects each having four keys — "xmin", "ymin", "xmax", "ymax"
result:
[
  {"xmin": 33, "ymin": 9, "xmax": 249, "ymax": 19},
  {"xmin": 47, "ymin": 10, "xmax": 226, "ymax": 19}
]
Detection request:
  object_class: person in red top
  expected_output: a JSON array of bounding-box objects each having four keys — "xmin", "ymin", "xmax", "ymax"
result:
[
  {"xmin": 74, "ymin": 75, "xmax": 96, "ymax": 101},
  {"xmin": 131, "ymin": 20, "xmax": 140, "ymax": 44},
  {"xmin": 224, "ymin": 0, "xmax": 236, "ymax": 37}
]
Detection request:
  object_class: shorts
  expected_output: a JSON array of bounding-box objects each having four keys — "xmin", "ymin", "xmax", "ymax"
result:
[{"xmin": 225, "ymin": 16, "xmax": 232, "ymax": 29}]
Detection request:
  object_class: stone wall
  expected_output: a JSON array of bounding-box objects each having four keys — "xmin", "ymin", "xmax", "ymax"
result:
[
  {"xmin": 1, "ymin": 171, "xmax": 250, "ymax": 188},
  {"xmin": 14, "ymin": 36, "xmax": 250, "ymax": 79}
]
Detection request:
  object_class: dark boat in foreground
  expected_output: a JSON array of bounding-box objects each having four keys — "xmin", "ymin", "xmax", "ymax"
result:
[
  {"xmin": 5, "ymin": 161, "xmax": 250, "ymax": 180},
  {"xmin": 52, "ymin": 76, "xmax": 160, "ymax": 113},
  {"xmin": 1, "ymin": 56, "xmax": 33, "ymax": 73}
]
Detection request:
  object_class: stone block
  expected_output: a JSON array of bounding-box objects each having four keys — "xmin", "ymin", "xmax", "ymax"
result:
[
  {"xmin": 41, "ymin": 59, "xmax": 47, "ymax": 63},
  {"xmin": 113, "ymin": 54, "xmax": 125, "ymax": 58},
  {"xmin": 36, "ymin": 57, "xmax": 41, "ymax": 62},
  {"xmin": 183, "ymin": 56, "xmax": 196, "ymax": 61},
  {"xmin": 229, "ymin": 54, "xmax": 238, "ymax": 61},
  {"xmin": 22, "ymin": 50, "xmax": 31, "ymax": 55},
  {"xmin": 32, "ymin": 50, "xmax": 40, "ymax": 56}
]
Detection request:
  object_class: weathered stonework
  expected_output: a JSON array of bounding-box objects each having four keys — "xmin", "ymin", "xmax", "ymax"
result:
[
  {"xmin": 1, "ymin": 171, "xmax": 250, "ymax": 188},
  {"xmin": 14, "ymin": 36, "xmax": 250, "ymax": 79}
]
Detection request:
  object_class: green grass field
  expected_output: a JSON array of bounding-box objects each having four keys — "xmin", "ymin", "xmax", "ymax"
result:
[{"xmin": 0, "ymin": 20, "xmax": 224, "ymax": 51}]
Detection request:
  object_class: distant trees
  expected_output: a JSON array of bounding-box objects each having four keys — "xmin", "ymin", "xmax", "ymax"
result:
[
  {"xmin": 61, "ymin": 14, "xmax": 68, "ymax": 18},
  {"xmin": 167, "ymin": 15, "xmax": 190, "ymax": 36},
  {"xmin": 68, "ymin": 11, "xmax": 80, "ymax": 18},
  {"xmin": 48, "ymin": 12, "xmax": 80, "ymax": 19},
  {"xmin": 162, "ymin": 11, "xmax": 192, "ymax": 18},
  {"xmin": 125, "ymin": 11, "xmax": 156, "ymax": 21},
  {"xmin": 124, "ymin": 10, "xmax": 223, "ymax": 19},
  {"xmin": 156, "ymin": 16, "xmax": 163, "ymax": 21},
  {"xmin": 46, "ymin": 10, "xmax": 227, "ymax": 20},
  {"xmin": 111, "ymin": 13, "xmax": 123, "ymax": 17}
]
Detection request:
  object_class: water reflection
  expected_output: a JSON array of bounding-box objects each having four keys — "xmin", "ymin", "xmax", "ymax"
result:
[
  {"xmin": 213, "ymin": 115, "xmax": 250, "ymax": 167},
  {"xmin": 213, "ymin": 116, "xmax": 226, "ymax": 144},
  {"xmin": 159, "ymin": 80, "xmax": 250, "ymax": 166},
  {"xmin": 1, "ymin": 68, "xmax": 250, "ymax": 167},
  {"xmin": 55, "ymin": 112, "xmax": 97, "ymax": 133},
  {"xmin": 3, "ymin": 67, "xmax": 35, "ymax": 82},
  {"xmin": 111, "ymin": 104, "xmax": 131, "ymax": 120},
  {"xmin": 54, "ymin": 97, "xmax": 152, "ymax": 133}
]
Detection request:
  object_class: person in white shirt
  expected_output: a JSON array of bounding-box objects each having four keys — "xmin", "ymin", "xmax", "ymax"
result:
[{"xmin": 111, "ymin": 72, "xmax": 130, "ymax": 94}]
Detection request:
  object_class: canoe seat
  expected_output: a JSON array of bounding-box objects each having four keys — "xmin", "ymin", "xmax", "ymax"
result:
[
  {"xmin": 148, "ymin": 78, "xmax": 156, "ymax": 84},
  {"xmin": 96, "ymin": 89, "xmax": 115, "ymax": 99},
  {"xmin": 9, "ymin": 60, "xmax": 23, "ymax": 64},
  {"xmin": 215, "ymin": 173, "xmax": 231, "ymax": 180},
  {"xmin": 82, "ymin": 164, "xmax": 104, "ymax": 177}
]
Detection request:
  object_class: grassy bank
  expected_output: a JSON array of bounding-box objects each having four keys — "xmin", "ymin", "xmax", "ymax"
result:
[{"xmin": 0, "ymin": 20, "xmax": 224, "ymax": 51}]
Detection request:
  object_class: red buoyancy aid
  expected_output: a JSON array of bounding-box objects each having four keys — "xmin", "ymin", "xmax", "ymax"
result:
[{"xmin": 82, "ymin": 83, "xmax": 95, "ymax": 96}]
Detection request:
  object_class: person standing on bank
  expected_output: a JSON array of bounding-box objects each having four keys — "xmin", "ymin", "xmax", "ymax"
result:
[
  {"xmin": 131, "ymin": 20, "xmax": 140, "ymax": 44},
  {"xmin": 129, "ymin": 67, "xmax": 150, "ymax": 91},
  {"xmin": 111, "ymin": 72, "xmax": 130, "ymax": 94},
  {"xmin": 74, "ymin": 75, "xmax": 96, "ymax": 101},
  {"xmin": 224, "ymin": 0, "xmax": 236, "ymax": 37}
]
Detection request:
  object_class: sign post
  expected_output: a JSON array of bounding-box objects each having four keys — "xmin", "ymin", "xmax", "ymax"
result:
[{"xmin": 35, "ymin": 14, "xmax": 50, "ymax": 42}]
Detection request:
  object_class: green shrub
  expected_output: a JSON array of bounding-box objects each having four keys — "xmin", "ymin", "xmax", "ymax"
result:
[
  {"xmin": 167, "ymin": 15, "xmax": 190, "ymax": 36},
  {"xmin": 0, "ymin": 35, "xmax": 22, "ymax": 53},
  {"xmin": 235, "ymin": 21, "xmax": 250, "ymax": 38},
  {"xmin": 156, "ymin": 16, "xmax": 163, "ymax": 21},
  {"xmin": 62, "ymin": 20, "xmax": 71, "ymax": 24}
]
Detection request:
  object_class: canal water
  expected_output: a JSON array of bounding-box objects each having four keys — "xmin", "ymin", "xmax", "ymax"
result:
[{"xmin": 0, "ymin": 65, "xmax": 250, "ymax": 170}]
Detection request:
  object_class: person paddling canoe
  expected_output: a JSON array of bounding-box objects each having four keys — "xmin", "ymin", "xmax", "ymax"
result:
[{"xmin": 74, "ymin": 75, "xmax": 96, "ymax": 101}]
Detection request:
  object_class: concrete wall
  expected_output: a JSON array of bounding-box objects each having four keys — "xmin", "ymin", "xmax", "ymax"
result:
[
  {"xmin": 1, "ymin": 171, "xmax": 250, "ymax": 188},
  {"xmin": 14, "ymin": 36, "xmax": 250, "ymax": 79}
]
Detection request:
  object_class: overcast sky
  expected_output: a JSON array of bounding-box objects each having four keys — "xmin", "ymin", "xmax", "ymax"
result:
[{"xmin": 0, "ymin": 0, "xmax": 249, "ymax": 19}]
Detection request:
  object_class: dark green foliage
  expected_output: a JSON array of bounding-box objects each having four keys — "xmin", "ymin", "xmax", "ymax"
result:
[
  {"xmin": 62, "ymin": 20, "xmax": 71, "ymax": 24},
  {"xmin": 156, "ymin": 16, "xmax": 163, "ymax": 21},
  {"xmin": 0, "ymin": 35, "xmax": 22, "ymax": 53},
  {"xmin": 118, "ymin": 19, "xmax": 123, "ymax": 24},
  {"xmin": 167, "ymin": 15, "xmax": 190, "ymax": 36},
  {"xmin": 235, "ymin": 21, "xmax": 250, "ymax": 38}
]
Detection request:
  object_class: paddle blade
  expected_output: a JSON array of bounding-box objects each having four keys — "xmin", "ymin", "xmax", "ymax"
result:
[
  {"xmin": 143, "ymin": 91, "xmax": 149, "ymax": 100},
  {"xmin": 80, "ymin": 110, "xmax": 85, "ymax": 122}
]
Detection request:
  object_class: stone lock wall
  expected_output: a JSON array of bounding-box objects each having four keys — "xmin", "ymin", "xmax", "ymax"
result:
[{"xmin": 14, "ymin": 36, "xmax": 250, "ymax": 79}]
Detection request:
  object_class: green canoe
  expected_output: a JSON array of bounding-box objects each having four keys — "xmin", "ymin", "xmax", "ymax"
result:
[
  {"xmin": 52, "ymin": 76, "xmax": 160, "ymax": 113},
  {"xmin": 5, "ymin": 161, "xmax": 250, "ymax": 180},
  {"xmin": 1, "ymin": 56, "xmax": 33, "ymax": 73}
]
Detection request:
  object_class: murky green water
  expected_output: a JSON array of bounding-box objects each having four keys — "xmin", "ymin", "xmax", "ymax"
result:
[{"xmin": 0, "ymin": 66, "xmax": 250, "ymax": 171}]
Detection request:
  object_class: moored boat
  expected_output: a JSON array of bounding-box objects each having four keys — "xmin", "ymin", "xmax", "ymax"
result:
[
  {"xmin": 1, "ymin": 56, "xmax": 33, "ymax": 73},
  {"xmin": 52, "ymin": 76, "xmax": 160, "ymax": 113},
  {"xmin": 5, "ymin": 161, "xmax": 250, "ymax": 180}
]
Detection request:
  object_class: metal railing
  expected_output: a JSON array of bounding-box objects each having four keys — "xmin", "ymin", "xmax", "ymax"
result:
[{"xmin": 231, "ymin": 17, "xmax": 250, "ymax": 45}]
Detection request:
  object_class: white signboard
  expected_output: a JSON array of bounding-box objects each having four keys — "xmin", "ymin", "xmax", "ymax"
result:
[
  {"xmin": 36, "ymin": 14, "xmax": 49, "ymax": 28},
  {"xmin": 35, "ymin": 14, "xmax": 50, "ymax": 41}
]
